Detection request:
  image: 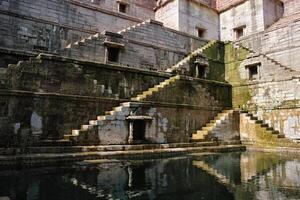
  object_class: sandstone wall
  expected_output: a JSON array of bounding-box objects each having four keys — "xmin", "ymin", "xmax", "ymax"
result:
[
  {"xmin": 263, "ymin": 0, "xmax": 284, "ymax": 28},
  {"xmin": 155, "ymin": 0, "xmax": 219, "ymax": 39},
  {"xmin": 0, "ymin": 0, "xmax": 152, "ymax": 53},
  {"xmin": 216, "ymin": 0, "xmax": 245, "ymax": 11},
  {"xmin": 0, "ymin": 54, "xmax": 231, "ymax": 146},
  {"xmin": 155, "ymin": 0, "xmax": 179, "ymax": 30},
  {"xmin": 76, "ymin": 0, "xmax": 156, "ymax": 20},
  {"xmin": 220, "ymin": 0, "xmax": 265, "ymax": 41},
  {"xmin": 220, "ymin": 0, "xmax": 283, "ymax": 41},
  {"xmin": 62, "ymin": 20, "xmax": 212, "ymax": 71},
  {"xmin": 283, "ymin": 0, "xmax": 300, "ymax": 16},
  {"xmin": 178, "ymin": 0, "xmax": 219, "ymax": 40},
  {"xmin": 234, "ymin": 18, "xmax": 300, "ymax": 71},
  {"xmin": 225, "ymin": 43, "xmax": 300, "ymax": 139}
]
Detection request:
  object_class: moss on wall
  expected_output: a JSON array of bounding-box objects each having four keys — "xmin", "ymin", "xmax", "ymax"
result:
[
  {"xmin": 202, "ymin": 42, "xmax": 225, "ymax": 82},
  {"xmin": 224, "ymin": 43, "xmax": 251, "ymax": 108}
]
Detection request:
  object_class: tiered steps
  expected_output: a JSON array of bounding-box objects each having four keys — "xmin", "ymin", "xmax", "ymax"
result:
[
  {"xmin": 64, "ymin": 33, "xmax": 104, "ymax": 50},
  {"xmin": 242, "ymin": 111, "xmax": 285, "ymax": 139},
  {"xmin": 64, "ymin": 75, "xmax": 181, "ymax": 144},
  {"xmin": 117, "ymin": 21, "xmax": 148, "ymax": 34},
  {"xmin": 7, "ymin": 54, "xmax": 42, "ymax": 72},
  {"xmin": 237, "ymin": 44, "xmax": 297, "ymax": 74},
  {"xmin": 131, "ymin": 75, "xmax": 180, "ymax": 101},
  {"xmin": 63, "ymin": 20, "xmax": 148, "ymax": 52},
  {"xmin": 165, "ymin": 40, "xmax": 216, "ymax": 73},
  {"xmin": 192, "ymin": 110, "xmax": 234, "ymax": 142},
  {"xmin": 63, "ymin": 101, "xmax": 139, "ymax": 144}
]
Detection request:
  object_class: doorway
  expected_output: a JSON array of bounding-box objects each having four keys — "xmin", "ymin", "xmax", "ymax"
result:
[{"xmin": 132, "ymin": 120, "xmax": 146, "ymax": 141}]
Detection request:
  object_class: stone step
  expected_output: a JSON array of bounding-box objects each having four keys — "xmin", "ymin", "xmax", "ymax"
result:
[
  {"xmin": 255, "ymin": 120, "xmax": 264, "ymax": 124},
  {"xmin": 260, "ymin": 123, "xmax": 269, "ymax": 128},
  {"xmin": 81, "ymin": 125, "xmax": 93, "ymax": 131},
  {"xmin": 22, "ymin": 141, "xmax": 243, "ymax": 153},
  {"xmin": 36, "ymin": 140, "xmax": 73, "ymax": 147},
  {"xmin": 72, "ymin": 130, "xmax": 80, "ymax": 136},
  {"xmin": 250, "ymin": 116, "xmax": 258, "ymax": 120},
  {"xmin": 105, "ymin": 111, "xmax": 114, "ymax": 115},
  {"xmin": 0, "ymin": 143, "xmax": 246, "ymax": 167},
  {"xmin": 64, "ymin": 134, "xmax": 76, "ymax": 140},
  {"xmin": 266, "ymin": 127, "xmax": 274, "ymax": 131}
]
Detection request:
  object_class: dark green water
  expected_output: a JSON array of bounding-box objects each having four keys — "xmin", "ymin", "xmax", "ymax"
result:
[{"xmin": 1, "ymin": 151, "xmax": 300, "ymax": 200}]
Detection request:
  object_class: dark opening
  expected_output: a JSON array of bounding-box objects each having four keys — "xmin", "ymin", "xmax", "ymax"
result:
[
  {"xmin": 119, "ymin": 3, "xmax": 127, "ymax": 13},
  {"xmin": 132, "ymin": 120, "xmax": 146, "ymax": 141},
  {"xmin": 196, "ymin": 65, "xmax": 206, "ymax": 78},
  {"xmin": 197, "ymin": 28, "xmax": 205, "ymax": 38},
  {"xmin": 248, "ymin": 65, "xmax": 258, "ymax": 80},
  {"xmin": 107, "ymin": 47, "xmax": 120, "ymax": 62},
  {"xmin": 0, "ymin": 101, "xmax": 8, "ymax": 117},
  {"xmin": 234, "ymin": 27, "xmax": 244, "ymax": 39}
]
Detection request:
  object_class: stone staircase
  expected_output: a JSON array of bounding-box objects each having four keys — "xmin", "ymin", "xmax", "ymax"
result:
[
  {"xmin": 63, "ymin": 75, "xmax": 181, "ymax": 144},
  {"xmin": 242, "ymin": 111, "xmax": 285, "ymax": 138},
  {"xmin": 192, "ymin": 110, "xmax": 234, "ymax": 142},
  {"xmin": 131, "ymin": 75, "xmax": 180, "ymax": 101},
  {"xmin": 236, "ymin": 44, "xmax": 297, "ymax": 74},
  {"xmin": 64, "ymin": 33, "xmax": 105, "ymax": 50},
  {"xmin": 240, "ymin": 111, "xmax": 290, "ymax": 143},
  {"xmin": 117, "ymin": 21, "xmax": 148, "ymax": 34},
  {"xmin": 165, "ymin": 40, "xmax": 216, "ymax": 73},
  {"xmin": 63, "ymin": 20, "xmax": 150, "ymax": 51}
]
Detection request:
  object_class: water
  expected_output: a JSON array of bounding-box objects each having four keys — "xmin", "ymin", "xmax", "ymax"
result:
[{"xmin": 1, "ymin": 151, "xmax": 300, "ymax": 200}]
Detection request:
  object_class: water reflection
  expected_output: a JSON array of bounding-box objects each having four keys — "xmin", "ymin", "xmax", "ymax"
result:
[{"xmin": 1, "ymin": 152, "xmax": 300, "ymax": 200}]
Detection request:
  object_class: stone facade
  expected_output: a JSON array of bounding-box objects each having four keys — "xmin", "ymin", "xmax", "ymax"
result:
[
  {"xmin": 0, "ymin": 0, "xmax": 300, "ymax": 147},
  {"xmin": 220, "ymin": 0, "xmax": 283, "ymax": 41},
  {"xmin": 155, "ymin": 0, "xmax": 219, "ymax": 39}
]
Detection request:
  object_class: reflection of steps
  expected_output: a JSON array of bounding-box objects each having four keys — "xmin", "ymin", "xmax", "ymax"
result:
[
  {"xmin": 165, "ymin": 40, "xmax": 216, "ymax": 73},
  {"xmin": 192, "ymin": 110, "xmax": 234, "ymax": 141},
  {"xmin": 242, "ymin": 111, "xmax": 285, "ymax": 139},
  {"xmin": 63, "ymin": 176, "xmax": 98, "ymax": 196},
  {"xmin": 240, "ymin": 152, "xmax": 284, "ymax": 183},
  {"xmin": 193, "ymin": 160, "xmax": 235, "ymax": 190}
]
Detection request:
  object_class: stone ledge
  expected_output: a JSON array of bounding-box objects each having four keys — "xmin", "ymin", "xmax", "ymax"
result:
[
  {"xmin": 0, "ymin": 143, "xmax": 245, "ymax": 169},
  {"xmin": 0, "ymin": 89, "xmax": 227, "ymax": 111},
  {"xmin": 246, "ymin": 145, "xmax": 300, "ymax": 154},
  {"xmin": 37, "ymin": 53, "xmax": 173, "ymax": 78},
  {"xmin": 146, "ymin": 19, "xmax": 163, "ymax": 26}
]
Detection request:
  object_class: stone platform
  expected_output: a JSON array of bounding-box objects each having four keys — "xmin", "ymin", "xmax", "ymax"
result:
[{"xmin": 0, "ymin": 141, "xmax": 245, "ymax": 169}]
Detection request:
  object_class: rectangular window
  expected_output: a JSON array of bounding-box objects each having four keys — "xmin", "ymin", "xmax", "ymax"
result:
[
  {"xmin": 234, "ymin": 26, "xmax": 245, "ymax": 39},
  {"xmin": 118, "ymin": 3, "xmax": 127, "ymax": 13},
  {"xmin": 196, "ymin": 27, "xmax": 206, "ymax": 38},
  {"xmin": 107, "ymin": 47, "xmax": 120, "ymax": 63},
  {"xmin": 246, "ymin": 63, "xmax": 260, "ymax": 80}
]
